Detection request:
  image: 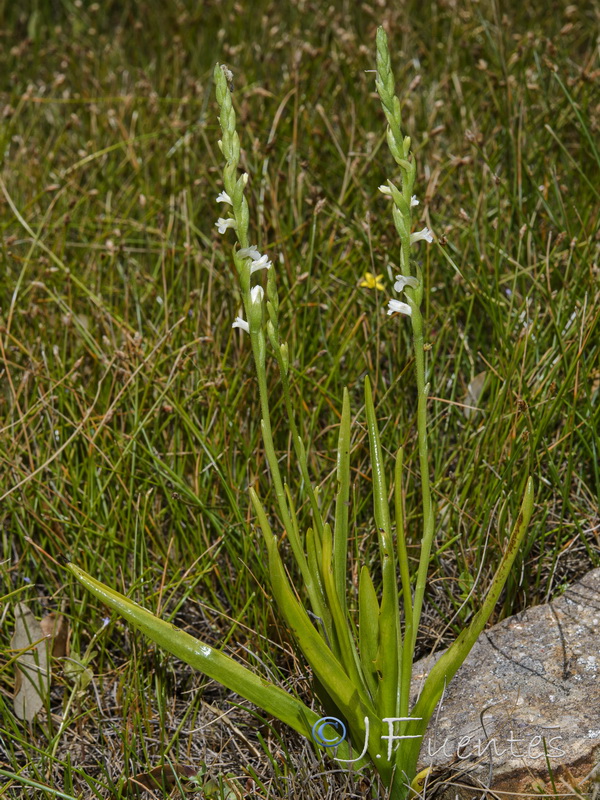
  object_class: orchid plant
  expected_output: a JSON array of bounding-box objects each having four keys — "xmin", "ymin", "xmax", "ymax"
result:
[{"xmin": 68, "ymin": 28, "xmax": 533, "ymax": 799}]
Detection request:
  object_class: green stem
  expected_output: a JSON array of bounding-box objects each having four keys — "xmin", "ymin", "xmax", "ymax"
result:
[
  {"xmin": 409, "ymin": 304, "xmax": 434, "ymax": 651},
  {"xmin": 250, "ymin": 333, "xmax": 327, "ymax": 626},
  {"xmin": 276, "ymin": 350, "xmax": 325, "ymax": 542},
  {"xmin": 397, "ymin": 201, "xmax": 434, "ymax": 657},
  {"xmin": 395, "ymin": 448, "xmax": 413, "ymax": 719}
]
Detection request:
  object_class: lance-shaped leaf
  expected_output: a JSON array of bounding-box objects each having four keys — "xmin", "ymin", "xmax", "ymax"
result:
[
  {"xmin": 286, "ymin": 483, "xmax": 332, "ymax": 639},
  {"xmin": 395, "ymin": 447, "xmax": 414, "ymax": 719},
  {"xmin": 252, "ymin": 493, "xmax": 375, "ymax": 721},
  {"xmin": 358, "ymin": 565, "xmax": 379, "ymax": 699},
  {"xmin": 364, "ymin": 377, "xmax": 392, "ymax": 540},
  {"xmin": 250, "ymin": 489, "xmax": 333, "ymax": 649},
  {"xmin": 306, "ymin": 527, "xmax": 330, "ymax": 637},
  {"xmin": 67, "ymin": 563, "xmax": 352, "ymax": 760},
  {"xmin": 320, "ymin": 523, "xmax": 368, "ymax": 698},
  {"xmin": 364, "ymin": 376, "xmax": 401, "ymax": 720},
  {"xmin": 333, "ymin": 388, "xmax": 351, "ymax": 611},
  {"xmin": 250, "ymin": 490, "xmax": 383, "ymax": 766}
]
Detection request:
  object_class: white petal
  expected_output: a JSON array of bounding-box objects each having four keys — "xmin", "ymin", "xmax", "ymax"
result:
[
  {"xmin": 410, "ymin": 226, "xmax": 433, "ymax": 244},
  {"xmin": 216, "ymin": 217, "xmax": 236, "ymax": 234},
  {"xmin": 387, "ymin": 299, "xmax": 412, "ymax": 317},
  {"xmin": 393, "ymin": 275, "xmax": 419, "ymax": 293},
  {"xmin": 232, "ymin": 316, "xmax": 250, "ymax": 333},
  {"xmin": 238, "ymin": 245, "xmax": 261, "ymax": 260},
  {"xmin": 410, "ymin": 195, "xmax": 419, "ymax": 207},
  {"xmin": 216, "ymin": 191, "xmax": 232, "ymax": 204},
  {"xmin": 378, "ymin": 184, "xmax": 392, "ymax": 195},
  {"xmin": 250, "ymin": 285, "xmax": 264, "ymax": 304},
  {"xmin": 250, "ymin": 255, "xmax": 272, "ymax": 273}
]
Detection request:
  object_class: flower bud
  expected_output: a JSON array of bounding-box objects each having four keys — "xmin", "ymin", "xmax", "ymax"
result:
[
  {"xmin": 255, "ymin": 328, "xmax": 266, "ymax": 369},
  {"xmin": 392, "ymin": 206, "xmax": 408, "ymax": 240},
  {"xmin": 251, "ymin": 285, "xmax": 264, "ymax": 304},
  {"xmin": 267, "ymin": 319, "xmax": 278, "ymax": 351},
  {"xmin": 248, "ymin": 285, "xmax": 264, "ymax": 331},
  {"xmin": 280, "ymin": 342, "xmax": 289, "ymax": 374}
]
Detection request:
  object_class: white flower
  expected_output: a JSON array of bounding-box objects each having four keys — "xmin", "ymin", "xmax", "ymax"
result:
[
  {"xmin": 250, "ymin": 285, "xmax": 264, "ymax": 304},
  {"xmin": 250, "ymin": 254, "xmax": 272, "ymax": 274},
  {"xmin": 216, "ymin": 217, "xmax": 236, "ymax": 234},
  {"xmin": 238, "ymin": 245, "xmax": 261, "ymax": 260},
  {"xmin": 393, "ymin": 275, "xmax": 419, "ymax": 293},
  {"xmin": 232, "ymin": 316, "xmax": 249, "ymax": 333},
  {"xmin": 238, "ymin": 245, "xmax": 272, "ymax": 273},
  {"xmin": 379, "ymin": 186, "xmax": 419, "ymax": 208},
  {"xmin": 410, "ymin": 226, "xmax": 433, "ymax": 244},
  {"xmin": 387, "ymin": 299, "xmax": 412, "ymax": 317},
  {"xmin": 216, "ymin": 191, "xmax": 232, "ymax": 204}
]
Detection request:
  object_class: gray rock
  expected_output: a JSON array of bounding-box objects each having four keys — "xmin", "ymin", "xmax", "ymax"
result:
[{"xmin": 412, "ymin": 568, "xmax": 600, "ymax": 798}]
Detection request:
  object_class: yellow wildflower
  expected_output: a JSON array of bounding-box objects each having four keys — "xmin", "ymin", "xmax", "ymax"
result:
[{"xmin": 359, "ymin": 272, "xmax": 384, "ymax": 290}]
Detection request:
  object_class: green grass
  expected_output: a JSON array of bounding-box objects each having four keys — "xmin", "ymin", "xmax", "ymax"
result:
[{"xmin": 1, "ymin": 1, "xmax": 599, "ymax": 797}]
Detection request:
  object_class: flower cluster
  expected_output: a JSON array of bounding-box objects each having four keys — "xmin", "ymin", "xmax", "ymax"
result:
[
  {"xmin": 216, "ymin": 192, "xmax": 272, "ymax": 334},
  {"xmin": 385, "ymin": 205, "xmax": 433, "ymax": 318},
  {"xmin": 366, "ymin": 184, "xmax": 435, "ymax": 317}
]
